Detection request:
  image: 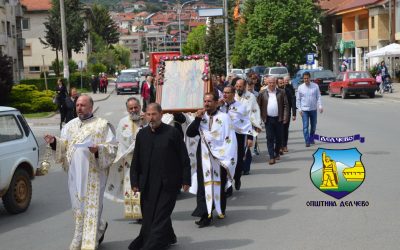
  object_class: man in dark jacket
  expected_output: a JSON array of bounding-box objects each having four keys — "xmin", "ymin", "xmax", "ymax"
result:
[
  {"xmin": 257, "ymin": 77, "xmax": 289, "ymax": 165},
  {"xmin": 280, "ymin": 76, "xmax": 296, "ymax": 152},
  {"xmin": 129, "ymin": 103, "xmax": 191, "ymax": 250}
]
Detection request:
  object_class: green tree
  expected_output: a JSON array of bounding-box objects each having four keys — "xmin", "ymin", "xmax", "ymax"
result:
[
  {"xmin": 235, "ymin": 0, "xmax": 321, "ymax": 69},
  {"xmin": 0, "ymin": 55, "xmax": 13, "ymax": 105},
  {"xmin": 205, "ymin": 20, "xmax": 226, "ymax": 75},
  {"xmin": 41, "ymin": 0, "xmax": 88, "ymax": 60},
  {"xmin": 89, "ymin": 4, "xmax": 120, "ymax": 45},
  {"xmin": 183, "ymin": 25, "xmax": 206, "ymax": 55}
]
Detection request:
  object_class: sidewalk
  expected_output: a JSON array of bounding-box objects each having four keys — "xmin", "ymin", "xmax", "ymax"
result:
[
  {"xmin": 26, "ymin": 90, "xmax": 113, "ymax": 126},
  {"xmin": 377, "ymin": 82, "xmax": 400, "ymax": 100}
]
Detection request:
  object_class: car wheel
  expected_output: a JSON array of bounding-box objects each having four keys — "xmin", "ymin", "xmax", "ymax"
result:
[
  {"xmin": 355, "ymin": 94, "xmax": 360, "ymax": 98},
  {"xmin": 2, "ymin": 168, "xmax": 32, "ymax": 214},
  {"xmin": 116, "ymin": 91, "xmax": 120, "ymax": 95},
  {"xmin": 368, "ymin": 92, "xmax": 375, "ymax": 98},
  {"xmin": 328, "ymin": 89, "xmax": 335, "ymax": 97},
  {"xmin": 341, "ymin": 89, "xmax": 347, "ymax": 99}
]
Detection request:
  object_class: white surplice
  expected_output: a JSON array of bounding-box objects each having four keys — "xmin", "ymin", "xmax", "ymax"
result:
[
  {"xmin": 235, "ymin": 91, "xmax": 263, "ymax": 136},
  {"xmin": 55, "ymin": 116, "xmax": 117, "ymax": 250},
  {"xmin": 105, "ymin": 116, "xmax": 141, "ymax": 218},
  {"xmin": 197, "ymin": 111, "xmax": 237, "ymax": 217},
  {"xmin": 220, "ymin": 101, "xmax": 253, "ymax": 136}
]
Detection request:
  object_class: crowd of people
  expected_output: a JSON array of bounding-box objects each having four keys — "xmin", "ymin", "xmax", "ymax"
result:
[{"xmin": 45, "ymin": 70, "xmax": 323, "ymax": 250}]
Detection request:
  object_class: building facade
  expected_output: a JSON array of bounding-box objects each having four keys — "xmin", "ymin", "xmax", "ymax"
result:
[
  {"xmin": 21, "ymin": 0, "xmax": 89, "ymax": 78},
  {"xmin": 0, "ymin": 0, "xmax": 24, "ymax": 82}
]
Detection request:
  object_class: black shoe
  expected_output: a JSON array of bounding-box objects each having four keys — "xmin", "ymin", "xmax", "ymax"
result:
[
  {"xmin": 243, "ymin": 171, "xmax": 250, "ymax": 175},
  {"xmin": 306, "ymin": 144, "xmax": 310, "ymax": 147},
  {"xmin": 169, "ymin": 235, "xmax": 177, "ymax": 245},
  {"xmin": 226, "ymin": 186, "xmax": 233, "ymax": 197},
  {"xmin": 98, "ymin": 222, "xmax": 108, "ymax": 245},
  {"xmin": 235, "ymin": 180, "xmax": 241, "ymax": 191},
  {"xmin": 197, "ymin": 217, "xmax": 212, "ymax": 228}
]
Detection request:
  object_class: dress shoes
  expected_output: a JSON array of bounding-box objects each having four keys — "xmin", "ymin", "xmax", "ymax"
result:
[
  {"xmin": 243, "ymin": 171, "xmax": 250, "ymax": 175},
  {"xmin": 98, "ymin": 222, "xmax": 108, "ymax": 245},
  {"xmin": 275, "ymin": 155, "xmax": 280, "ymax": 161},
  {"xmin": 195, "ymin": 217, "xmax": 212, "ymax": 228},
  {"xmin": 283, "ymin": 147, "xmax": 288, "ymax": 152},
  {"xmin": 279, "ymin": 149, "xmax": 284, "ymax": 155},
  {"xmin": 306, "ymin": 143, "xmax": 310, "ymax": 147},
  {"xmin": 234, "ymin": 180, "xmax": 241, "ymax": 190},
  {"xmin": 269, "ymin": 159, "xmax": 276, "ymax": 165}
]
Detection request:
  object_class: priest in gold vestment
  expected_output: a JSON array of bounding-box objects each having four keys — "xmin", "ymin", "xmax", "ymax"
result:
[{"xmin": 44, "ymin": 95, "xmax": 117, "ymax": 250}]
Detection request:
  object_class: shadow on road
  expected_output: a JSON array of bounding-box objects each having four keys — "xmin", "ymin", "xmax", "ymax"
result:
[
  {"xmin": 172, "ymin": 237, "xmax": 254, "ymax": 250},
  {"xmin": 0, "ymin": 171, "xmax": 70, "ymax": 234}
]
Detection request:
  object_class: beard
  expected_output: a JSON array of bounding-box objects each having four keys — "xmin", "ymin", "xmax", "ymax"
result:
[{"xmin": 130, "ymin": 111, "xmax": 141, "ymax": 121}]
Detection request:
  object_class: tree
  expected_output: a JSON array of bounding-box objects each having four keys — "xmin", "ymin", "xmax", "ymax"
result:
[
  {"xmin": 183, "ymin": 25, "xmax": 206, "ymax": 55},
  {"xmin": 41, "ymin": 0, "xmax": 87, "ymax": 61},
  {"xmin": 205, "ymin": 20, "xmax": 226, "ymax": 75},
  {"xmin": 233, "ymin": 0, "xmax": 321, "ymax": 69},
  {"xmin": 0, "ymin": 55, "xmax": 13, "ymax": 105},
  {"xmin": 89, "ymin": 4, "xmax": 120, "ymax": 46}
]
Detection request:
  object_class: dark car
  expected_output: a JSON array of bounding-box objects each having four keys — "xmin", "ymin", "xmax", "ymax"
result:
[
  {"xmin": 250, "ymin": 66, "xmax": 266, "ymax": 78},
  {"xmin": 115, "ymin": 72, "xmax": 140, "ymax": 95},
  {"xmin": 292, "ymin": 69, "xmax": 335, "ymax": 93},
  {"xmin": 328, "ymin": 71, "xmax": 376, "ymax": 99}
]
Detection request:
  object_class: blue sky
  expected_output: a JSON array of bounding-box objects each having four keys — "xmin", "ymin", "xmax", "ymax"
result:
[{"xmin": 311, "ymin": 148, "xmax": 362, "ymax": 172}]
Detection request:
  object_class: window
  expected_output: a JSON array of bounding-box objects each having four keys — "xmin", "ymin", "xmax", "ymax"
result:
[
  {"xmin": 1, "ymin": 21, "xmax": 5, "ymax": 33},
  {"xmin": 29, "ymin": 66, "xmax": 40, "ymax": 72},
  {"xmin": 21, "ymin": 18, "xmax": 30, "ymax": 30},
  {"xmin": 6, "ymin": 21, "xmax": 10, "ymax": 37},
  {"xmin": 371, "ymin": 16, "xmax": 375, "ymax": 29},
  {"xmin": 396, "ymin": 0, "xmax": 400, "ymax": 33},
  {"xmin": 12, "ymin": 25, "xmax": 15, "ymax": 37},
  {"xmin": 0, "ymin": 115, "xmax": 23, "ymax": 143},
  {"xmin": 23, "ymin": 44, "xmax": 32, "ymax": 56}
]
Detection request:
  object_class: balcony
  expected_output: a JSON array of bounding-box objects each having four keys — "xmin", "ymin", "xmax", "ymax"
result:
[
  {"xmin": 356, "ymin": 29, "xmax": 368, "ymax": 40},
  {"xmin": 342, "ymin": 31, "xmax": 355, "ymax": 41}
]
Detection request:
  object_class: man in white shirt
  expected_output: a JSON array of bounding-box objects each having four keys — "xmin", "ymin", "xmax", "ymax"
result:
[
  {"xmin": 296, "ymin": 71, "xmax": 323, "ymax": 147},
  {"xmin": 257, "ymin": 77, "xmax": 289, "ymax": 165}
]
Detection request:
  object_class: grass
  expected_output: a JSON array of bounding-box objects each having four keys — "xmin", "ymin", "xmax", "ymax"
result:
[{"xmin": 23, "ymin": 111, "xmax": 55, "ymax": 118}]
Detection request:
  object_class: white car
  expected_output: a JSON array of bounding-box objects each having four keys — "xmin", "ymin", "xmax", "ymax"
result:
[
  {"xmin": 0, "ymin": 106, "xmax": 40, "ymax": 214},
  {"xmin": 230, "ymin": 68, "xmax": 245, "ymax": 79}
]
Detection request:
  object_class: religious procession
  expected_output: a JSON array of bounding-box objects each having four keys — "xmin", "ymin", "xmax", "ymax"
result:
[{"xmin": 40, "ymin": 55, "xmax": 322, "ymax": 250}]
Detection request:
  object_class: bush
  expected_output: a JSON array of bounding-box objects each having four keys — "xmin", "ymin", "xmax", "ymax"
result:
[
  {"xmin": 9, "ymin": 84, "xmax": 57, "ymax": 113},
  {"xmin": 20, "ymin": 78, "xmax": 62, "ymax": 91},
  {"xmin": 89, "ymin": 63, "xmax": 107, "ymax": 75}
]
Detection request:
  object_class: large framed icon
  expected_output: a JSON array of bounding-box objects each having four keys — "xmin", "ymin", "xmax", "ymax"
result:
[{"xmin": 155, "ymin": 54, "xmax": 211, "ymax": 113}]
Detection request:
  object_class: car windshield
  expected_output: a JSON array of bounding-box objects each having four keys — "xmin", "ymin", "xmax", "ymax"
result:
[
  {"xmin": 313, "ymin": 70, "xmax": 335, "ymax": 78},
  {"xmin": 253, "ymin": 66, "xmax": 266, "ymax": 74},
  {"xmin": 232, "ymin": 69, "xmax": 243, "ymax": 74},
  {"xmin": 348, "ymin": 72, "xmax": 371, "ymax": 79},
  {"xmin": 270, "ymin": 68, "xmax": 288, "ymax": 74},
  {"xmin": 118, "ymin": 73, "xmax": 137, "ymax": 83}
]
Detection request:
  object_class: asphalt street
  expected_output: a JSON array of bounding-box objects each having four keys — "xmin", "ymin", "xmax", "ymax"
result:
[{"xmin": 1, "ymin": 92, "xmax": 399, "ymax": 250}]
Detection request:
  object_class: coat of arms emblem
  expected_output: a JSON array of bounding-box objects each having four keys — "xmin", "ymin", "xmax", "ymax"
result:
[{"xmin": 310, "ymin": 148, "xmax": 365, "ymax": 199}]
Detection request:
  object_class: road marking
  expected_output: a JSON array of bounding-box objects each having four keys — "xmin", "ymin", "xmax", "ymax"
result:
[{"xmin": 104, "ymin": 112, "xmax": 113, "ymax": 116}]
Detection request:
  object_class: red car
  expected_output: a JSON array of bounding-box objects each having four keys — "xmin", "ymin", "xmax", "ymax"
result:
[
  {"xmin": 328, "ymin": 71, "xmax": 376, "ymax": 99},
  {"xmin": 115, "ymin": 72, "xmax": 140, "ymax": 95}
]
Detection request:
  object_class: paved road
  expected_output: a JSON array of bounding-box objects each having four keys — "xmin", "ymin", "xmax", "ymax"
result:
[{"xmin": 1, "ymin": 93, "xmax": 399, "ymax": 250}]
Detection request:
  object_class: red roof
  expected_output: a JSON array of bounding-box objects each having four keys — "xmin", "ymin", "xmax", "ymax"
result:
[
  {"xmin": 21, "ymin": 0, "xmax": 52, "ymax": 11},
  {"xmin": 319, "ymin": 0, "xmax": 383, "ymax": 14}
]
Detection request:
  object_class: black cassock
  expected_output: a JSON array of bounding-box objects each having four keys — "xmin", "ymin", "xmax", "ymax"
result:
[{"xmin": 129, "ymin": 123, "xmax": 191, "ymax": 250}]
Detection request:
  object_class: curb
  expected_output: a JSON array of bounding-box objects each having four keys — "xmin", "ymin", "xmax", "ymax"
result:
[{"xmin": 27, "ymin": 91, "xmax": 112, "ymax": 127}]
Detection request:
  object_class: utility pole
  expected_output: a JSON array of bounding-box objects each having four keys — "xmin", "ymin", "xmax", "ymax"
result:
[
  {"xmin": 60, "ymin": 0, "xmax": 70, "ymax": 89},
  {"xmin": 223, "ymin": 0, "xmax": 230, "ymax": 75},
  {"xmin": 41, "ymin": 55, "xmax": 48, "ymax": 90}
]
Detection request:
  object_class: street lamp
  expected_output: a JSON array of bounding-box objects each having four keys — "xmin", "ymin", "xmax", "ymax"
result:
[{"xmin": 178, "ymin": 0, "xmax": 198, "ymax": 54}]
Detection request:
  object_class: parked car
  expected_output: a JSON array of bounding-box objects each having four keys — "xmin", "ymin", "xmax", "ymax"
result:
[
  {"xmin": 328, "ymin": 71, "xmax": 376, "ymax": 99},
  {"xmin": 250, "ymin": 65, "xmax": 266, "ymax": 78},
  {"xmin": 292, "ymin": 69, "xmax": 335, "ymax": 93},
  {"xmin": 115, "ymin": 71, "xmax": 140, "ymax": 95},
  {"xmin": 139, "ymin": 67, "xmax": 152, "ymax": 77},
  {"xmin": 264, "ymin": 67, "xmax": 289, "ymax": 79},
  {"xmin": 230, "ymin": 68, "xmax": 245, "ymax": 79},
  {"xmin": 0, "ymin": 106, "xmax": 40, "ymax": 214}
]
